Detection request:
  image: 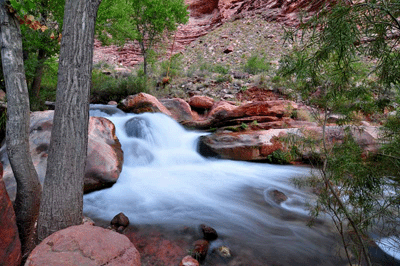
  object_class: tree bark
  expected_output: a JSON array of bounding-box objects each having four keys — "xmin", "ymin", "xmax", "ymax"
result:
[
  {"xmin": 31, "ymin": 48, "xmax": 46, "ymax": 97},
  {"xmin": 0, "ymin": 0, "xmax": 42, "ymax": 260},
  {"xmin": 37, "ymin": 0, "xmax": 101, "ymax": 241}
]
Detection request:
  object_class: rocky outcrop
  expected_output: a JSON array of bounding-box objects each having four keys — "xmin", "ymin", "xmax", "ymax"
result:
[
  {"xmin": 1, "ymin": 111, "xmax": 123, "ymax": 201},
  {"xmin": 0, "ymin": 162, "xmax": 21, "ymax": 266},
  {"xmin": 25, "ymin": 224, "xmax": 141, "ymax": 266}
]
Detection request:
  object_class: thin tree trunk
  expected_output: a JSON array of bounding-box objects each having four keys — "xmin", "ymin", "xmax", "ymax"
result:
[
  {"xmin": 37, "ymin": 0, "xmax": 101, "ymax": 242},
  {"xmin": 0, "ymin": 0, "xmax": 42, "ymax": 260},
  {"xmin": 31, "ymin": 48, "xmax": 46, "ymax": 97}
]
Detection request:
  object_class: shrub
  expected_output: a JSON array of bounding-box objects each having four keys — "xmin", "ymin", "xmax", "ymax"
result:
[
  {"xmin": 91, "ymin": 70, "xmax": 150, "ymax": 103},
  {"xmin": 243, "ymin": 55, "xmax": 270, "ymax": 74},
  {"xmin": 213, "ymin": 64, "xmax": 229, "ymax": 75}
]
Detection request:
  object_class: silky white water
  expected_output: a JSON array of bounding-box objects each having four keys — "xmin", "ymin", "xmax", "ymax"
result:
[{"xmin": 83, "ymin": 106, "xmax": 350, "ymax": 265}]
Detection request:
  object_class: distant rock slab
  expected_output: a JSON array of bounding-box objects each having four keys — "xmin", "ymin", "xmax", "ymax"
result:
[
  {"xmin": 1, "ymin": 110, "xmax": 123, "ymax": 201},
  {"xmin": 25, "ymin": 224, "xmax": 141, "ymax": 266}
]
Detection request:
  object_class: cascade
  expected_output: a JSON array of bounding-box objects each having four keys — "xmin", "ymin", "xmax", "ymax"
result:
[{"xmin": 84, "ymin": 105, "xmax": 399, "ymax": 265}]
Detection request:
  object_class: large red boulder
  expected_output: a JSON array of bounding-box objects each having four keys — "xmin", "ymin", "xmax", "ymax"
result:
[
  {"xmin": 25, "ymin": 224, "xmax": 141, "ymax": 266},
  {"xmin": 119, "ymin": 93, "xmax": 172, "ymax": 116},
  {"xmin": 160, "ymin": 98, "xmax": 195, "ymax": 122},
  {"xmin": 1, "ymin": 111, "xmax": 123, "ymax": 200},
  {"xmin": 188, "ymin": 95, "xmax": 215, "ymax": 110},
  {"xmin": 85, "ymin": 116, "xmax": 124, "ymax": 192},
  {"xmin": 0, "ymin": 162, "xmax": 21, "ymax": 266}
]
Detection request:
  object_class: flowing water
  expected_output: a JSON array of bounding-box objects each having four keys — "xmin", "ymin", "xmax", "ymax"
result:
[{"xmin": 83, "ymin": 106, "xmax": 353, "ymax": 265}]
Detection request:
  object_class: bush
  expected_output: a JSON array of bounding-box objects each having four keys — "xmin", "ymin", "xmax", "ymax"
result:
[
  {"xmin": 91, "ymin": 70, "xmax": 150, "ymax": 103},
  {"xmin": 213, "ymin": 64, "xmax": 229, "ymax": 75},
  {"xmin": 243, "ymin": 55, "xmax": 270, "ymax": 74},
  {"xmin": 159, "ymin": 53, "xmax": 183, "ymax": 78}
]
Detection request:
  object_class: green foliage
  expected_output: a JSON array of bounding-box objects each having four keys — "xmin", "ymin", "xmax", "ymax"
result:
[
  {"xmin": 6, "ymin": 0, "xmax": 64, "ymax": 97},
  {"xmin": 213, "ymin": 64, "xmax": 229, "ymax": 75},
  {"xmin": 215, "ymin": 74, "xmax": 231, "ymax": 83},
  {"xmin": 243, "ymin": 55, "xmax": 270, "ymax": 74},
  {"xmin": 159, "ymin": 53, "xmax": 183, "ymax": 78},
  {"xmin": 91, "ymin": 70, "xmax": 150, "ymax": 103},
  {"xmin": 267, "ymin": 150, "xmax": 292, "ymax": 164},
  {"xmin": 280, "ymin": 0, "xmax": 400, "ymax": 263},
  {"xmin": 97, "ymin": 0, "xmax": 189, "ymax": 75}
]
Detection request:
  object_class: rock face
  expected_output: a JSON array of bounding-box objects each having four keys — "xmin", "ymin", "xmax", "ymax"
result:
[
  {"xmin": 1, "ymin": 111, "xmax": 123, "ymax": 200},
  {"xmin": 0, "ymin": 162, "xmax": 21, "ymax": 266},
  {"xmin": 25, "ymin": 224, "xmax": 141, "ymax": 266}
]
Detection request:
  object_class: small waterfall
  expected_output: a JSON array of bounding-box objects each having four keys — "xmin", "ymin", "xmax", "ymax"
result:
[{"xmin": 84, "ymin": 105, "xmax": 350, "ymax": 265}]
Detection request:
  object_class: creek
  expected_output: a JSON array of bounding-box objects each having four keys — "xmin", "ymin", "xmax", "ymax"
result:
[{"xmin": 83, "ymin": 106, "xmax": 381, "ymax": 265}]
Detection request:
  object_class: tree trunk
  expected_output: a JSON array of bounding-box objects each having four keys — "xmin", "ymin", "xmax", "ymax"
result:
[
  {"xmin": 0, "ymin": 0, "xmax": 42, "ymax": 260},
  {"xmin": 37, "ymin": 0, "xmax": 101, "ymax": 241},
  {"xmin": 31, "ymin": 47, "xmax": 46, "ymax": 97}
]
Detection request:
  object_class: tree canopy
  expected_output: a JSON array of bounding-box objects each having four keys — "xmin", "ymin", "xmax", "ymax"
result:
[{"xmin": 96, "ymin": 0, "xmax": 189, "ymax": 76}]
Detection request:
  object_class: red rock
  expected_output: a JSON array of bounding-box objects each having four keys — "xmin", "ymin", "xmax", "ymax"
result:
[
  {"xmin": 160, "ymin": 98, "xmax": 194, "ymax": 122},
  {"xmin": 224, "ymin": 100, "xmax": 297, "ymax": 120},
  {"xmin": 200, "ymin": 224, "xmax": 218, "ymax": 241},
  {"xmin": 2, "ymin": 111, "xmax": 123, "ymax": 200},
  {"xmin": 126, "ymin": 228, "xmax": 187, "ymax": 266},
  {"xmin": 208, "ymin": 101, "xmax": 237, "ymax": 118},
  {"xmin": 188, "ymin": 0, "xmax": 219, "ymax": 18},
  {"xmin": 111, "ymin": 212, "xmax": 130, "ymax": 232},
  {"xmin": 180, "ymin": 255, "xmax": 200, "ymax": 266},
  {"xmin": 0, "ymin": 164, "xmax": 21, "ymax": 266},
  {"xmin": 269, "ymin": 189, "xmax": 288, "ymax": 204},
  {"xmin": 25, "ymin": 224, "xmax": 140, "ymax": 266},
  {"xmin": 119, "ymin": 93, "xmax": 172, "ymax": 116},
  {"xmin": 223, "ymin": 44, "xmax": 234, "ymax": 53},
  {"xmin": 85, "ymin": 117, "xmax": 123, "ymax": 192},
  {"xmin": 199, "ymin": 128, "xmax": 300, "ymax": 161},
  {"xmin": 192, "ymin": 239, "xmax": 209, "ymax": 261},
  {"xmin": 188, "ymin": 95, "xmax": 214, "ymax": 110}
]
